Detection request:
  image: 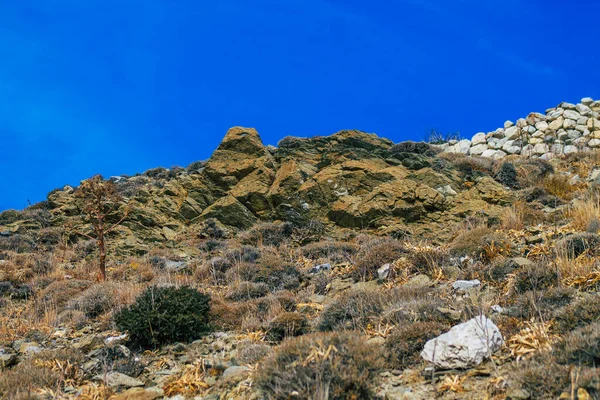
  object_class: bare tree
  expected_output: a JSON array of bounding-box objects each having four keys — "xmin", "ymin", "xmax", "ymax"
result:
[{"xmin": 72, "ymin": 175, "xmax": 129, "ymax": 281}]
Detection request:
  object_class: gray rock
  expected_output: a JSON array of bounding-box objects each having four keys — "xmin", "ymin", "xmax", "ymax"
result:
[
  {"xmin": 437, "ymin": 185, "xmax": 458, "ymax": 196},
  {"xmin": 93, "ymin": 372, "xmax": 144, "ymax": 388},
  {"xmin": 0, "ymin": 231, "xmax": 11, "ymax": 237},
  {"xmin": 549, "ymin": 116, "xmax": 564, "ymax": 130},
  {"xmin": 420, "ymin": 315, "xmax": 503, "ymax": 369},
  {"xmin": 18, "ymin": 342, "xmax": 42, "ymax": 355},
  {"xmin": 564, "ymin": 110, "xmax": 581, "ymax": 120},
  {"xmin": 165, "ymin": 261, "xmax": 188, "ymax": 272},
  {"xmin": 452, "ymin": 279, "xmax": 481, "ymax": 291},
  {"xmin": 535, "ymin": 121, "xmax": 548, "ymax": 131},
  {"xmin": 377, "ymin": 263, "xmax": 391, "ymax": 280},
  {"xmin": 504, "ymin": 120, "xmax": 514, "ymax": 129},
  {"xmin": 471, "ymin": 132, "xmax": 487, "ymax": 145},
  {"xmin": 562, "ymin": 102, "xmax": 577, "ymax": 110},
  {"xmin": 581, "ymin": 97, "xmax": 594, "ymax": 105},
  {"xmin": 222, "ymin": 365, "xmax": 249, "ymax": 379},
  {"xmin": 309, "ymin": 263, "xmax": 331, "ymax": 274},
  {"xmin": 564, "ymin": 119, "xmax": 577, "ymax": 129},
  {"xmin": 504, "ymin": 126, "xmax": 519, "ymax": 140},
  {"xmin": 576, "ymin": 103, "xmax": 593, "ymax": 116},
  {"xmin": 564, "ymin": 145, "xmax": 578, "ymax": 154},
  {"xmin": 469, "ymin": 143, "xmax": 489, "ymax": 156},
  {"xmin": 0, "ymin": 352, "xmax": 17, "ymax": 368}
]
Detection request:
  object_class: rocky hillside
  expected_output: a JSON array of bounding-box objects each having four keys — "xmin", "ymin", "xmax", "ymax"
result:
[{"xmin": 3, "ymin": 99, "xmax": 600, "ymax": 399}]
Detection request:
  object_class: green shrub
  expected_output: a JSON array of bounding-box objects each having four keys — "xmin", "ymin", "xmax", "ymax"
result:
[
  {"xmin": 66, "ymin": 282, "xmax": 118, "ymax": 318},
  {"xmin": 510, "ymin": 353, "xmax": 570, "ymax": 400},
  {"xmin": 555, "ymin": 322, "xmax": 600, "ymax": 367},
  {"xmin": 256, "ymin": 332, "xmax": 384, "ymax": 399},
  {"xmin": 226, "ymin": 281, "xmax": 270, "ymax": 301},
  {"xmin": 115, "ymin": 285, "xmax": 211, "ymax": 347},
  {"xmin": 268, "ymin": 312, "xmax": 308, "ymax": 341},
  {"xmin": 238, "ymin": 222, "xmax": 294, "ymax": 247},
  {"xmin": 553, "ymin": 293, "xmax": 600, "ymax": 332}
]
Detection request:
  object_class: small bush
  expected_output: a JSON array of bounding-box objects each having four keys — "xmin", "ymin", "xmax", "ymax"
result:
[
  {"xmin": 553, "ymin": 293, "xmax": 600, "ymax": 332},
  {"xmin": 236, "ymin": 342, "xmax": 273, "ymax": 365},
  {"xmin": 543, "ymin": 174, "xmax": 576, "ymax": 200},
  {"xmin": 319, "ymin": 290, "xmax": 385, "ymax": 331},
  {"xmin": 199, "ymin": 218, "xmax": 227, "ymax": 239},
  {"xmin": 239, "ymin": 222, "xmax": 294, "ymax": 247},
  {"xmin": 510, "ymin": 353, "xmax": 570, "ymax": 400},
  {"xmin": 555, "ymin": 322, "xmax": 600, "ymax": 367},
  {"xmin": 34, "ymin": 279, "xmax": 93, "ymax": 317},
  {"xmin": 226, "ymin": 281, "xmax": 270, "ymax": 301},
  {"xmin": 390, "ymin": 141, "xmax": 436, "ymax": 156},
  {"xmin": 449, "ymin": 226, "xmax": 511, "ymax": 261},
  {"xmin": 226, "ymin": 245, "xmax": 261, "ymax": 264},
  {"xmin": 65, "ymin": 282, "xmax": 118, "ymax": 318},
  {"xmin": 256, "ymin": 332, "xmax": 384, "ymax": 400},
  {"xmin": 513, "ymin": 263, "xmax": 559, "ymax": 294},
  {"xmin": 494, "ymin": 161, "xmax": 519, "ymax": 189},
  {"xmin": 510, "ymin": 287, "xmax": 575, "ymax": 320},
  {"xmin": 268, "ymin": 312, "xmax": 308, "ymax": 341},
  {"xmin": 556, "ymin": 233, "xmax": 600, "ymax": 259},
  {"xmin": 385, "ymin": 321, "xmax": 447, "ymax": 370},
  {"xmin": 300, "ymin": 241, "xmax": 358, "ymax": 264},
  {"xmin": 115, "ymin": 285, "xmax": 211, "ymax": 347},
  {"xmin": 353, "ymin": 238, "xmax": 405, "ymax": 281},
  {"xmin": 0, "ymin": 349, "xmax": 84, "ymax": 399}
]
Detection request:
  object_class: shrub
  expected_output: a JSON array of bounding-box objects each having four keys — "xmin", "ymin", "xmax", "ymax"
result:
[
  {"xmin": 115, "ymin": 285, "xmax": 211, "ymax": 347},
  {"xmin": 449, "ymin": 226, "xmax": 511, "ymax": 261},
  {"xmin": 239, "ymin": 222, "xmax": 294, "ymax": 247},
  {"xmin": 0, "ymin": 234, "xmax": 36, "ymax": 253},
  {"xmin": 268, "ymin": 312, "xmax": 308, "ymax": 341},
  {"xmin": 236, "ymin": 342, "xmax": 273, "ymax": 365},
  {"xmin": 353, "ymin": 238, "xmax": 405, "ymax": 281},
  {"xmin": 555, "ymin": 322, "xmax": 600, "ymax": 367},
  {"xmin": 199, "ymin": 218, "xmax": 227, "ymax": 239},
  {"xmin": 34, "ymin": 279, "xmax": 93, "ymax": 317},
  {"xmin": 509, "ymin": 287, "xmax": 575, "ymax": 320},
  {"xmin": 495, "ymin": 161, "xmax": 519, "ymax": 189},
  {"xmin": 510, "ymin": 353, "xmax": 570, "ymax": 400},
  {"xmin": 300, "ymin": 241, "xmax": 358, "ymax": 264},
  {"xmin": 0, "ymin": 349, "xmax": 84, "ymax": 399},
  {"xmin": 385, "ymin": 321, "xmax": 447, "ymax": 370},
  {"xmin": 226, "ymin": 245, "xmax": 261, "ymax": 264},
  {"xmin": 255, "ymin": 332, "xmax": 384, "ymax": 399},
  {"xmin": 553, "ymin": 293, "xmax": 600, "ymax": 332},
  {"xmin": 556, "ymin": 233, "xmax": 600, "ymax": 259},
  {"xmin": 543, "ymin": 174, "xmax": 576, "ymax": 200},
  {"xmin": 226, "ymin": 281, "xmax": 270, "ymax": 301},
  {"xmin": 65, "ymin": 282, "xmax": 118, "ymax": 318},
  {"xmin": 318, "ymin": 289, "xmax": 385, "ymax": 331},
  {"xmin": 569, "ymin": 196, "xmax": 600, "ymax": 232},
  {"xmin": 513, "ymin": 263, "xmax": 559, "ymax": 294},
  {"xmin": 390, "ymin": 141, "xmax": 436, "ymax": 156}
]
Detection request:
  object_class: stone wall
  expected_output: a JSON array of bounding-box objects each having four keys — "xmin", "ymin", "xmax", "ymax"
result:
[{"xmin": 437, "ymin": 97, "xmax": 600, "ymax": 159}]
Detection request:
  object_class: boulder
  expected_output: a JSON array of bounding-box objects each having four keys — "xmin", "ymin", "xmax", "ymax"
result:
[
  {"xmin": 471, "ymin": 132, "xmax": 487, "ymax": 145},
  {"xmin": 420, "ymin": 315, "xmax": 503, "ymax": 369},
  {"xmin": 452, "ymin": 279, "xmax": 481, "ymax": 291},
  {"xmin": 93, "ymin": 372, "xmax": 144, "ymax": 388}
]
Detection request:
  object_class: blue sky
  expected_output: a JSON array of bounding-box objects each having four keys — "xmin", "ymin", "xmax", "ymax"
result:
[{"xmin": 1, "ymin": 0, "xmax": 599, "ymax": 210}]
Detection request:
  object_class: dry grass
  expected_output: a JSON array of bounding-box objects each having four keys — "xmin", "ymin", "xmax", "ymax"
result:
[
  {"xmin": 507, "ymin": 320, "xmax": 558, "ymax": 362},
  {"xmin": 163, "ymin": 360, "xmax": 211, "ymax": 397},
  {"xmin": 568, "ymin": 195, "xmax": 600, "ymax": 232}
]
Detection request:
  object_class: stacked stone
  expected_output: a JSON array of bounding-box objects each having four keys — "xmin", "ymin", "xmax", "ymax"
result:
[{"xmin": 440, "ymin": 97, "xmax": 600, "ymax": 159}]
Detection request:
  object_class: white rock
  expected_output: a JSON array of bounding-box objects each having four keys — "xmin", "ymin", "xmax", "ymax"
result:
[
  {"xmin": 504, "ymin": 126, "xmax": 519, "ymax": 140},
  {"xmin": 471, "ymin": 132, "xmax": 487, "ymax": 145},
  {"xmin": 480, "ymin": 149, "xmax": 498, "ymax": 158},
  {"xmin": 589, "ymin": 139, "xmax": 600, "ymax": 147},
  {"xmin": 529, "ymin": 137, "xmax": 544, "ymax": 144},
  {"xmin": 564, "ymin": 119, "xmax": 577, "ymax": 129},
  {"xmin": 568, "ymin": 130, "xmax": 582, "ymax": 139},
  {"xmin": 547, "ymin": 109, "xmax": 563, "ymax": 119},
  {"xmin": 452, "ymin": 279, "xmax": 481, "ymax": 291},
  {"xmin": 492, "ymin": 128, "xmax": 505, "ymax": 138},
  {"xmin": 458, "ymin": 139, "xmax": 471, "ymax": 154},
  {"xmin": 535, "ymin": 121, "xmax": 549, "ymax": 131},
  {"xmin": 533, "ymin": 143, "xmax": 549, "ymax": 154},
  {"xmin": 93, "ymin": 372, "xmax": 144, "ymax": 388},
  {"xmin": 576, "ymin": 103, "xmax": 593, "ymax": 116},
  {"xmin": 550, "ymin": 144, "xmax": 564, "ymax": 154},
  {"xmin": 527, "ymin": 125, "xmax": 537, "ymax": 134},
  {"xmin": 557, "ymin": 129, "xmax": 569, "ymax": 141},
  {"xmin": 564, "ymin": 145, "xmax": 578, "ymax": 154},
  {"xmin": 492, "ymin": 150, "xmax": 507, "ymax": 159},
  {"xmin": 587, "ymin": 118, "xmax": 600, "ymax": 130},
  {"xmin": 437, "ymin": 185, "xmax": 458, "ymax": 196},
  {"xmin": 504, "ymin": 120, "xmax": 514, "ymax": 129},
  {"xmin": 469, "ymin": 143, "xmax": 489, "ymax": 155},
  {"xmin": 582, "ymin": 97, "xmax": 594, "ymax": 105},
  {"xmin": 549, "ymin": 116, "xmax": 564, "ymax": 130},
  {"xmin": 575, "ymin": 125, "xmax": 587, "ymax": 133},
  {"xmin": 564, "ymin": 110, "xmax": 581, "ymax": 120},
  {"xmin": 577, "ymin": 116, "xmax": 589, "ymax": 125},
  {"xmin": 377, "ymin": 264, "xmax": 391, "ymax": 280},
  {"xmin": 421, "ymin": 315, "xmax": 504, "ymax": 369},
  {"xmin": 562, "ymin": 102, "xmax": 577, "ymax": 110},
  {"xmin": 588, "ymin": 169, "xmax": 600, "ymax": 182}
]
